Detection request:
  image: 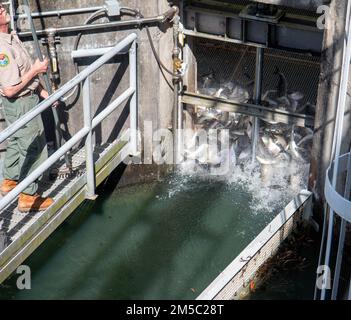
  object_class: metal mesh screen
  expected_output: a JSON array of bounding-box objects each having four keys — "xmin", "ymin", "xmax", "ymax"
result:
[
  {"xmin": 195, "ymin": 38, "xmax": 321, "ymax": 106},
  {"xmin": 214, "ymin": 206, "xmax": 304, "ymax": 300}
]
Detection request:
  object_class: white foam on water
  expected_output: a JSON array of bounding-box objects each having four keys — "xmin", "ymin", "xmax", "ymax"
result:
[
  {"xmin": 160, "ymin": 153, "xmax": 309, "ymax": 216},
  {"xmin": 226, "ymin": 160, "xmax": 309, "ymax": 214},
  {"xmin": 177, "ymin": 77, "xmax": 312, "ymax": 215}
]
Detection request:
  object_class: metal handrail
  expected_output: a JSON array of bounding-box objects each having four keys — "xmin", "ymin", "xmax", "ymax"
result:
[
  {"xmin": 324, "ymin": 151, "xmax": 351, "ymax": 300},
  {"xmin": 0, "ymin": 33, "xmax": 138, "ymax": 212},
  {"xmin": 325, "ymin": 152, "xmax": 351, "ymax": 223}
]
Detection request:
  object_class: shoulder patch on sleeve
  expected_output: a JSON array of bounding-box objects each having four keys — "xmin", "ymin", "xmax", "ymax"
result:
[{"xmin": 0, "ymin": 53, "xmax": 10, "ymax": 67}]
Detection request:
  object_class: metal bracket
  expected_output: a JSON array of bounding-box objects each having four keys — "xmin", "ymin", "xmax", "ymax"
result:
[
  {"xmin": 41, "ymin": 36, "xmax": 61, "ymax": 45},
  {"xmin": 85, "ymin": 193, "xmax": 99, "ymax": 201},
  {"xmin": 239, "ymin": 3, "xmax": 285, "ymax": 24},
  {"xmin": 105, "ymin": 0, "xmax": 121, "ymax": 17}
]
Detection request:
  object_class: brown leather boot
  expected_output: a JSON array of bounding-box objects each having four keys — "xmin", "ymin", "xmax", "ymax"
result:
[
  {"xmin": 18, "ymin": 193, "xmax": 54, "ymax": 213},
  {"xmin": 0, "ymin": 179, "xmax": 18, "ymax": 196}
]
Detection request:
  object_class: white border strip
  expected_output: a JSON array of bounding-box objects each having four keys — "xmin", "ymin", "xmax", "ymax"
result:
[{"xmin": 197, "ymin": 189, "xmax": 312, "ymax": 300}]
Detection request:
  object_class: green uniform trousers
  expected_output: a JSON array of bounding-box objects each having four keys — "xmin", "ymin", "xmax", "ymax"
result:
[{"xmin": 1, "ymin": 94, "xmax": 48, "ymax": 195}]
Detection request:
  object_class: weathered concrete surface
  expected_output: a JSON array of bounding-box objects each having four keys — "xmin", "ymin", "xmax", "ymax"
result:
[
  {"xmin": 18, "ymin": 0, "xmax": 175, "ymax": 182},
  {"xmin": 310, "ymin": 0, "xmax": 351, "ymax": 219}
]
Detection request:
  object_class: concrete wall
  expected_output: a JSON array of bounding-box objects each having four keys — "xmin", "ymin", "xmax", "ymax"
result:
[
  {"xmin": 17, "ymin": 0, "xmax": 174, "ymax": 182},
  {"xmin": 310, "ymin": 0, "xmax": 351, "ymax": 219}
]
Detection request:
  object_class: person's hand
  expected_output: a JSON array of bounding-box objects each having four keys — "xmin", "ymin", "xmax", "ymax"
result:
[
  {"xmin": 40, "ymin": 89, "xmax": 60, "ymax": 108},
  {"xmin": 40, "ymin": 89, "xmax": 49, "ymax": 100},
  {"xmin": 33, "ymin": 58, "xmax": 49, "ymax": 75},
  {"xmin": 52, "ymin": 100, "xmax": 60, "ymax": 108}
]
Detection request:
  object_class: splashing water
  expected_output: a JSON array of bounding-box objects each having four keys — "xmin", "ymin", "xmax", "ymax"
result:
[
  {"xmin": 158, "ymin": 151, "xmax": 308, "ymax": 216},
  {"xmin": 226, "ymin": 160, "xmax": 309, "ymax": 213},
  {"xmin": 169, "ymin": 77, "xmax": 313, "ymax": 215},
  {"xmin": 173, "ymin": 121, "xmax": 310, "ymax": 214}
]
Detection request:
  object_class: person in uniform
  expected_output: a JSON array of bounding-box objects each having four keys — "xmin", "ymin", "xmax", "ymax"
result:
[{"xmin": 0, "ymin": 3, "xmax": 55, "ymax": 212}]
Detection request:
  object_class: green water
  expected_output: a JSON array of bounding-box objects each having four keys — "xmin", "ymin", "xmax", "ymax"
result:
[{"xmin": 0, "ymin": 174, "xmax": 285, "ymax": 300}]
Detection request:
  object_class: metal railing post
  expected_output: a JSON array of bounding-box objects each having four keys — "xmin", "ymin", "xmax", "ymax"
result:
[
  {"xmin": 83, "ymin": 77, "xmax": 97, "ymax": 199},
  {"xmin": 129, "ymin": 40, "xmax": 138, "ymax": 156},
  {"xmin": 331, "ymin": 151, "xmax": 351, "ymax": 299},
  {"xmin": 252, "ymin": 47, "xmax": 264, "ymax": 164},
  {"xmin": 8, "ymin": 0, "xmax": 16, "ymax": 31},
  {"xmin": 321, "ymin": 0, "xmax": 351, "ymax": 300},
  {"xmin": 0, "ymin": 34, "xmax": 137, "ymax": 212},
  {"xmin": 23, "ymin": 2, "xmax": 61, "ymax": 147}
]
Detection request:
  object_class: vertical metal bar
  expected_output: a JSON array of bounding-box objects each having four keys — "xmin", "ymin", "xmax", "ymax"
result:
[
  {"xmin": 177, "ymin": 83, "xmax": 183, "ymax": 165},
  {"xmin": 331, "ymin": 219, "xmax": 347, "ymax": 299},
  {"xmin": 22, "ymin": 1, "xmax": 71, "ymax": 169},
  {"xmin": 314, "ymin": 204, "xmax": 328, "ymax": 300},
  {"xmin": 173, "ymin": 83, "xmax": 179, "ymax": 165},
  {"xmin": 322, "ymin": 0, "xmax": 351, "ymax": 299},
  {"xmin": 252, "ymin": 47, "xmax": 264, "ymax": 164},
  {"xmin": 22, "ymin": 3, "xmax": 60, "ymax": 143},
  {"xmin": 129, "ymin": 40, "xmax": 138, "ymax": 156},
  {"xmin": 331, "ymin": 152, "xmax": 351, "ymax": 299},
  {"xmin": 8, "ymin": 0, "xmax": 16, "ymax": 31},
  {"xmin": 242, "ymin": 20, "xmax": 246, "ymax": 43},
  {"xmin": 330, "ymin": 2, "xmax": 351, "ymax": 299},
  {"xmin": 177, "ymin": 29, "xmax": 184, "ymax": 166},
  {"xmin": 83, "ymin": 77, "xmax": 96, "ymax": 199},
  {"xmin": 173, "ymin": 14, "xmax": 182, "ymax": 166}
]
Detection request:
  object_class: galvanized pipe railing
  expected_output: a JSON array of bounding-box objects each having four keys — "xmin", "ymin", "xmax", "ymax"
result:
[
  {"xmin": 324, "ymin": 152, "xmax": 351, "ymax": 300},
  {"xmin": 17, "ymin": 6, "xmax": 104, "ymax": 19},
  {"xmin": 317, "ymin": 0, "xmax": 351, "ymax": 300},
  {"xmin": 0, "ymin": 34, "xmax": 136, "ymax": 144},
  {"xmin": 0, "ymin": 33, "xmax": 138, "ymax": 213},
  {"xmin": 22, "ymin": 1, "xmax": 64, "ymax": 158},
  {"xmin": 17, "ymin": 7, "xmax": 178, "ymax": 37},
  {"xmin": 251, "ymin": 47, "xmax": 264, "ymax": 164}
]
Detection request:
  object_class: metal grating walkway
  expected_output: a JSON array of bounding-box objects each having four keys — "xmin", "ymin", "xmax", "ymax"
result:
[{"xmin": 0, "ymin": 138, "xmax": 131, "ymax": 284}]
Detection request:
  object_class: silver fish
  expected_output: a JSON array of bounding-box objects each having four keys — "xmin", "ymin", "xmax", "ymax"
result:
[
  {"xmin": 289, "ymin": 91, "xmax": 304, "ymax": 101},
  {"xmin": 261, "ymin": 135, "xmax": 282, "ymax": 156},
  {"xmin": 297, "ymin": 103, "xmax": 316, "ymax": 116},
  {"xmin": 238, "ymin": 146, "xmax": 251, "ymax": 161},
  {"xmin": 297, "ymin": 134, "xmax": 313, "ymax": 147},
  {"xmin": 198, "ymin": 87, "xmax": 217, "ymax": 96},
  {"xmin": 235, "ymin": 134, "xmax": 251, "ymax": 161},
  {"xmin": 256, "ymin": 155, "xmax": 277, "ymax": 165},
  {"xmin": 184, "ymin": 143, "xmax": 208, "ymax": 162},
  {"xmin": 263, "ymin": 89, "xmax": 279, "ymax": 107},
  {"xmin": 201, "ymin": 69, "xmax": 216, "ymax": 89},
  {"xmin": 277, "ymin": 96, "xmax": 291, "ymax": 111},
  {"xmin": 274, "ymin": 67, "xmax": 288, "ymax": 98},
  {"xmin": 256, "ymin": 140, "xmax": 278, "ymax": 165},
  {"xmin": 288, "ymin": 125, "xmax": 306, "ymax": 162}
]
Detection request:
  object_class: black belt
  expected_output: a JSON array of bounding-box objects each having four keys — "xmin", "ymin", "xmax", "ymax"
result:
[{"xmin": 6, "ymin": 89, "xmax": 38, "ymax": 102}]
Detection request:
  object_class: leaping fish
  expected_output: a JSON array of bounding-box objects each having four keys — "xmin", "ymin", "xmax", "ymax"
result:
[
  {"xmin": 288, "ymin": 125, "xmax": 307, "ymax": 162},
  {"xmin": 274, "ymin": 66, "xmax": 288, "ymax": 98}
]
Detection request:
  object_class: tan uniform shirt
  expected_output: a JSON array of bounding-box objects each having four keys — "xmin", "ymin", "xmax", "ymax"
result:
[{"xmin": 0, "ymin": 31, "xmax": 39, "ymax": 97}]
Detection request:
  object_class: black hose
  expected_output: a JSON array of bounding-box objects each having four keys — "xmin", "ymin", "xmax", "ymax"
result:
[
  {"xmin": 62, "ymin": 8, "xmax": 108, "ymax": 103},
  {"xmin": 120, "ymin": 7, "xmax": 179, "ymax": 90}
]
